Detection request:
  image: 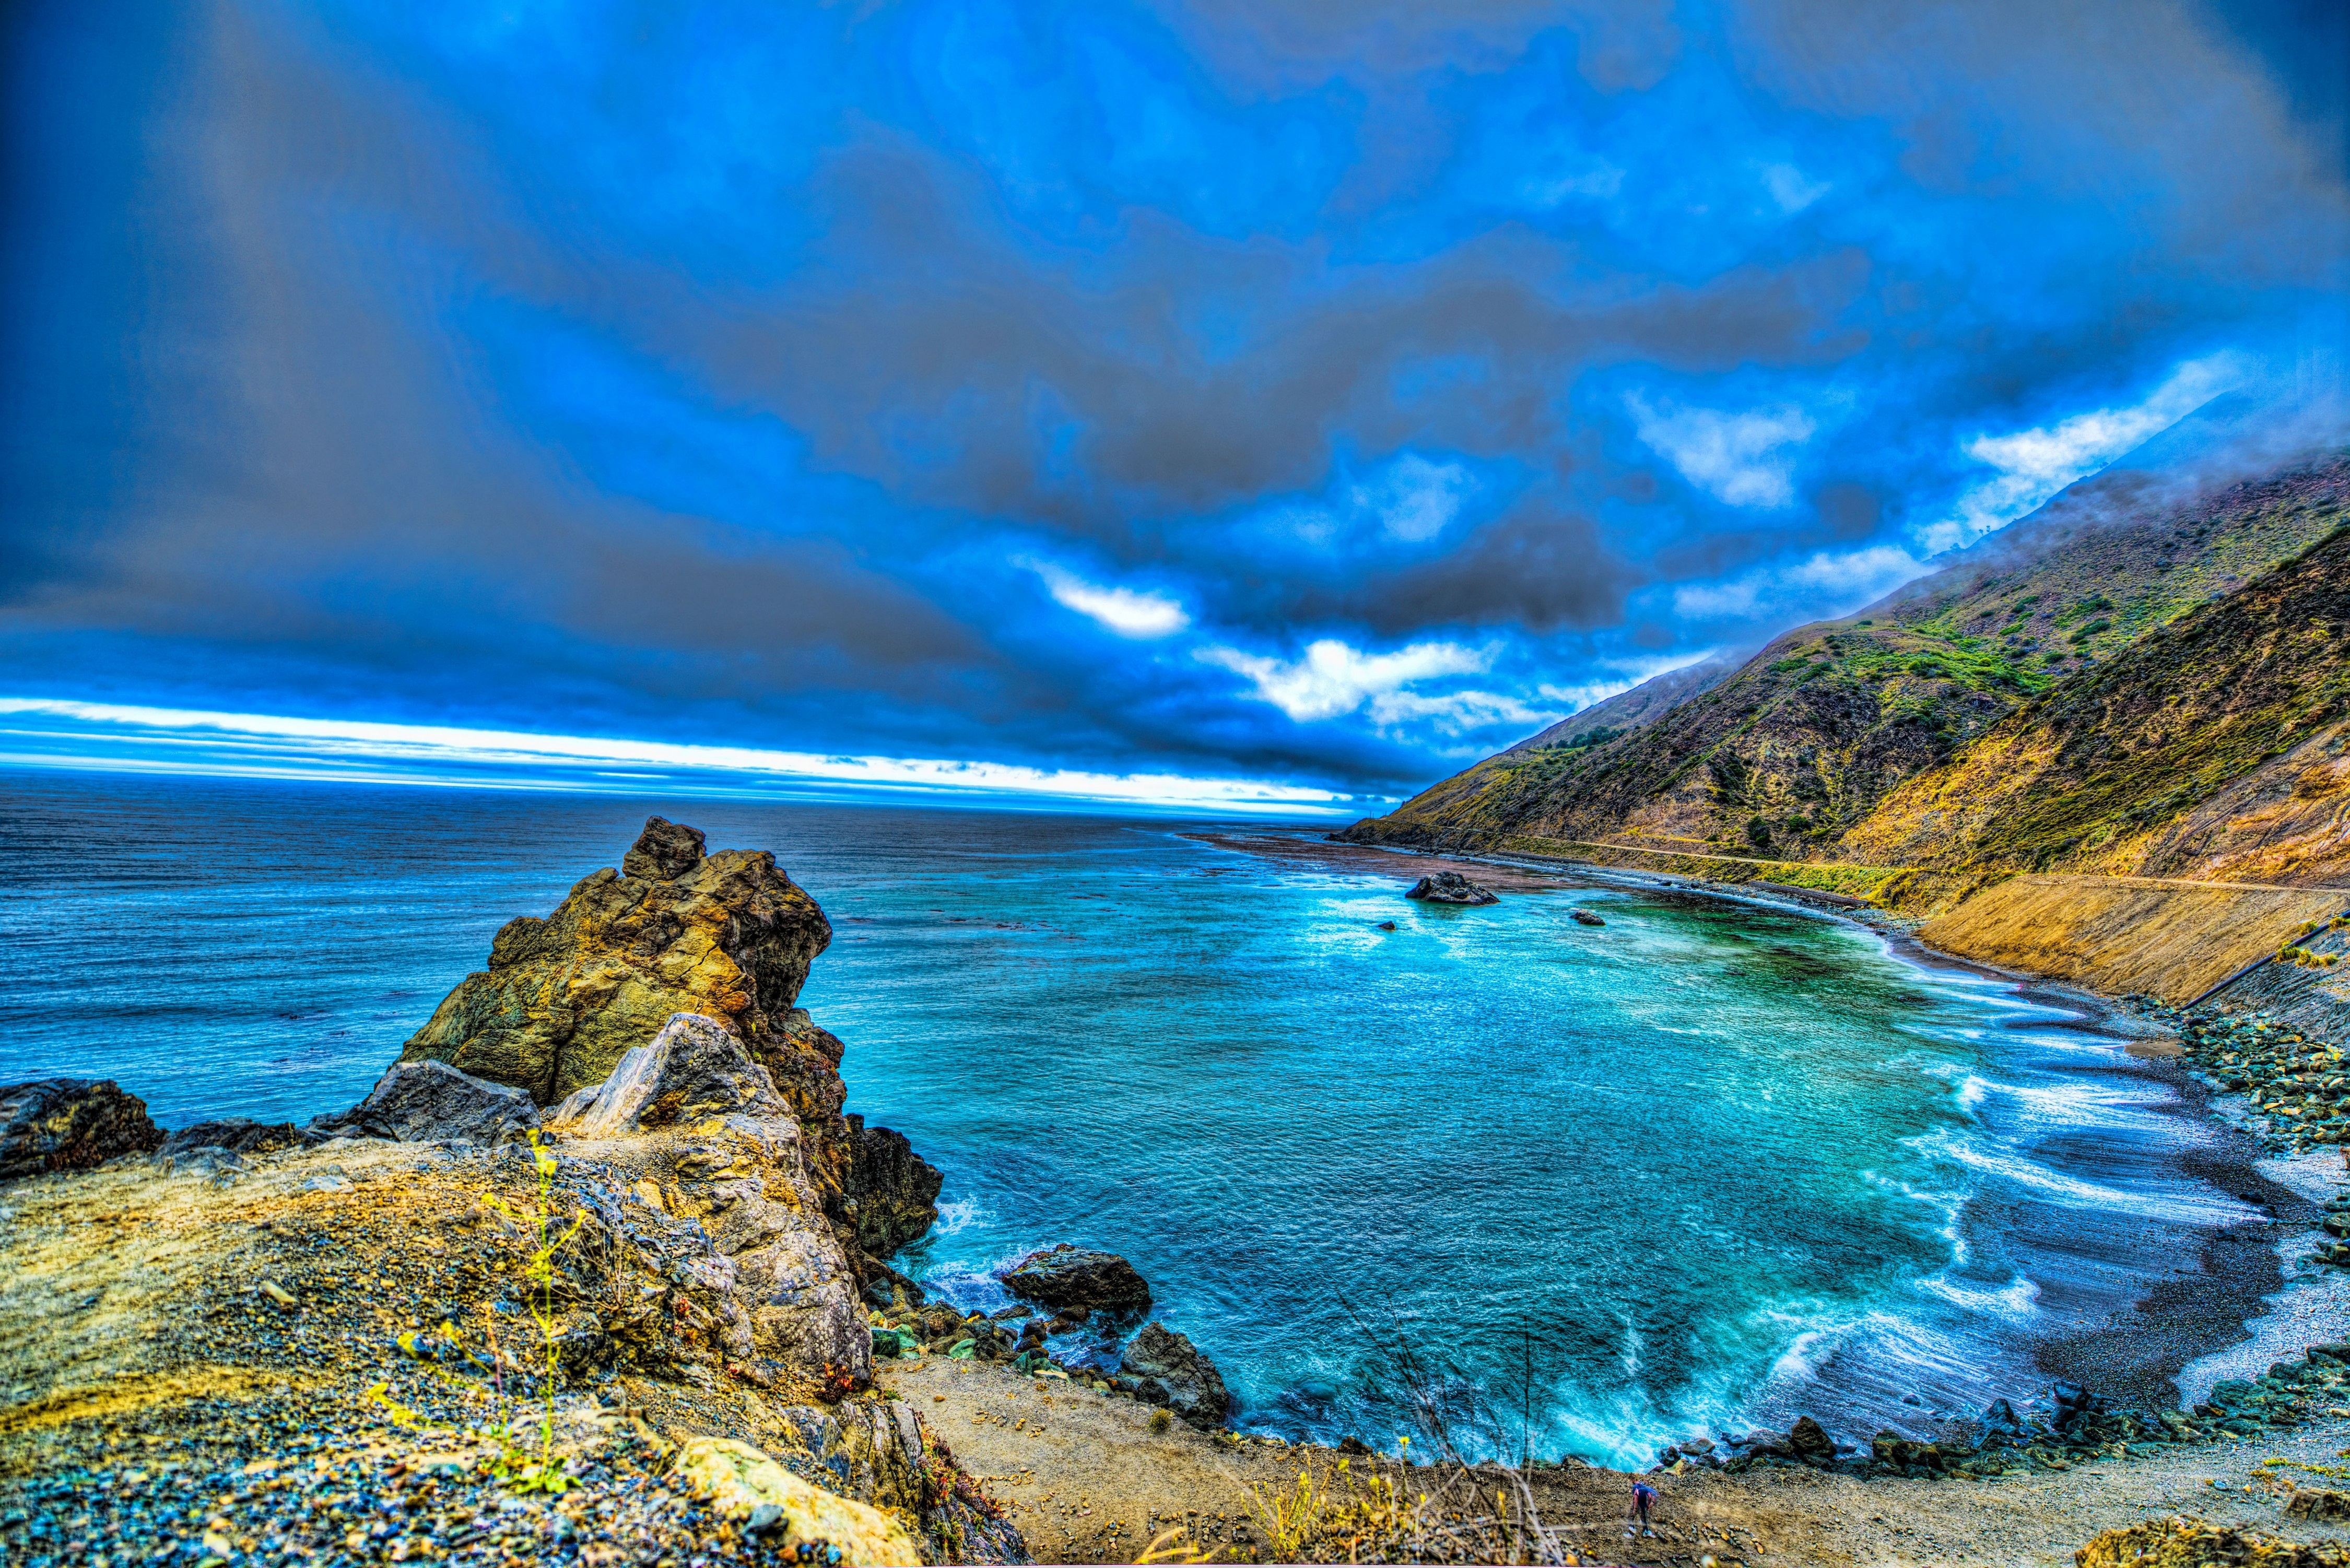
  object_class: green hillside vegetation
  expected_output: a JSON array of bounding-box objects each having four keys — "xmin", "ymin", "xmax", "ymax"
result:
[
  {"xmin": 1846, "ymin": 523, "xmax": 2350, "ymax": 879},
  {"xmin": 1342, "ymin": 454, "xmax": 2350, "ymax": 867}
]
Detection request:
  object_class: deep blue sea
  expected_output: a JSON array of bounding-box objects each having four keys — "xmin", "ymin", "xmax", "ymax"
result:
[{"xmin": 0, "ymin": 771, "xmax": 2262, "ymax": 1465}]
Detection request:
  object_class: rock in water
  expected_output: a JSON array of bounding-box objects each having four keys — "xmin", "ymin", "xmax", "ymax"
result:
[
  {"xmin": 1405, "ymin": 871, "xmax": 1499, "ymax": 905},
  {"xmin": 1787, "ymin": 1415, "xmax": 1836, "ymax": 1463},
  {"xmin": 841, "ymin": 1115, "xmax": 944, "ymax": 1260},
  {"xmin": 1570, "ymin": 908, "xmax": 1606, "ymax": 926},
  {"xmin": 311, "ymin": 1059, "xmax": 543, "ymax": 1145},
  {"xmin": 0, "ymin": 1080, "xmax": 162, "ymax": 1179},
  {"xmin": 1119, "ymin": 1322, "xmax": 1231, "ymax": 1430},
  {"xmin": 1000, "ymin": 1243, "xmax": 1153, "ymax": 1314}
]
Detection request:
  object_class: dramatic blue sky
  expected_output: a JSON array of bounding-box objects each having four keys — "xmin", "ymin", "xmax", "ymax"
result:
[{"xmin": 3, "ymin": 0, "xmax": 2346, "ymax": 810}]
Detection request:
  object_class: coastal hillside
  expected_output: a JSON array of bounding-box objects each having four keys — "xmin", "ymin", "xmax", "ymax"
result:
[
  {"xmin": 1340, "ymin": 450, "xmax": 2350, "ymax": 868},
  {"xmin": 1846, "ymin": 523, "xmax": 2350, "ymax": 884}
]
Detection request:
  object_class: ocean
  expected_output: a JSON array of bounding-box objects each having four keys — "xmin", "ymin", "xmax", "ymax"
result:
[{"xmin": 0, "ymin": 770, "xmax": 2271, "ymax": 1465}]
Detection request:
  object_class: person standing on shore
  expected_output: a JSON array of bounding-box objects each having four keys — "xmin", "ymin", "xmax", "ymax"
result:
[{"xmin": 1627, "ymin": 1479, "xmax": 1659, "ymax": 1537}]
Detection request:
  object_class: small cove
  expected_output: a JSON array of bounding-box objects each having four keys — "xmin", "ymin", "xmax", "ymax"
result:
[{"xmin": 0, "ymin": 770, "xmax": 2298, "ymax": 1466}]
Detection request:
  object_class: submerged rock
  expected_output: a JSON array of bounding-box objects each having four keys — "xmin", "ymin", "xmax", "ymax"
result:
[
  {"xmin": 1001, "ymin": 1243, "xmax": 1153, "ymax": 1315},
  {"xmin": 0, "ymin": 1079, "xmax": 162, "ymax": 1179},
  {"xmin": 1119, "ymin": 1321, "xmax": 1231, "ymax": 1430},
  {"xmin": 310, "ymin": 1059, "xmax": 542, "ymax": 1145},
  {"xmin": 1405, "ymin": 871, "xmax": 1499, "ymax": 905}
]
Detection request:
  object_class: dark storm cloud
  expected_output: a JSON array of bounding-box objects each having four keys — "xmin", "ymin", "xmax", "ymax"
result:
[{"xmin": 2, "ymin": 0, "xmax": 2345, "ymax": 798}]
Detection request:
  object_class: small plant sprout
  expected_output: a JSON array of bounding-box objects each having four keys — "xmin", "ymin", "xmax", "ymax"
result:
[{"xmin": 476, "ymin": 1130, "xmax": 588, "ymax": 1494}]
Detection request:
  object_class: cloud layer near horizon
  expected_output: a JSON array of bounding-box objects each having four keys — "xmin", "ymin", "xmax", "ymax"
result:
[{"xmin": 3, "ymin": 0, "xmax": 2345, "ymax": 800}]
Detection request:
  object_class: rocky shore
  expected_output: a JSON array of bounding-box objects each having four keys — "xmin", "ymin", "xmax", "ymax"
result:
[{"xmin": 13, "ymin": 817, "xmax": 2350, "ymax": 1565}]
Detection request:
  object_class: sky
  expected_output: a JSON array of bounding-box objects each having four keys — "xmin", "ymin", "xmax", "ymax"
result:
[{"xmin": 3, "ymin": 0, "xmax": 2347, "ymax": 812}]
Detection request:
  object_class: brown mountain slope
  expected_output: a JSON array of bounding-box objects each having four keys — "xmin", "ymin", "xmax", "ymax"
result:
[
  {"xmin": 1340, "ymin": 453, "xmax": 2350, "ymax": 857},
  {"xmin": 1843, "ymin": 523, "xmax": 2350, "ymax": 885}
]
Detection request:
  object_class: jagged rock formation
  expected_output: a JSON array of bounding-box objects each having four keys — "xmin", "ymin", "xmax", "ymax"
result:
[
  {"xmin": 549, "ymin": 1012, "xmax": 872, "ymax": 1390},
  {"xmin": 1406, "ymin": 870, "xmax": 1498, "ymax": 904},
  {"xmin": 840, "ymin": 1116, "xmax": 944, "ymax": 1260},
  {"xmin": 402, "ymin": 816, "xmax": 837, "ymax": 1111},
  {"xmin": 399, "ymin": 817, "xmax": 943, "ymax": 1271},
  {"xmin": 1119, "ymin": 1322, "xmax": 1230, "ymax": 1430},
  {"xmin": 2076, "ymin": 1517, "xmax": 2348, "ymax": 1567},
  {"xmin": 1001, "ymin": 1244, "xmax": 1152, "ymax": 1315},
  {"xmin": 0, "ymin": 1080, "xmax": 161, "ymax": 1179}
]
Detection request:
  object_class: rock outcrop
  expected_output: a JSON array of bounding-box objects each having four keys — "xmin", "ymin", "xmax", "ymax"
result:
[
  {"xmin": 1000, "ymin": 1244, "xmax": 1152, "ymax": 1315},
  {"xmin": 1119, "ymin": 1322, "xmax": 1230, "ymax": 1430},
  {"xmin": 550, "ymin": 1012, "xmax": 871, "ymax": 1383},
  {"xmin": 398, "ymin": 817, "xmax": 942, "ymax": 1269},
  {"xmin": 840, "ymin": 1116, "xmax": 944, "ymax": 1260},
  {"xmin": 310, "ymin": 1059, "xmax": 543, "ymax": 1145},
  {"xmin": 401, "ymin": 816, "xmax": 839, "ymax": 1115},
  {"xmin": 1406, "ymin": 871, "xmax": 1499, "ymax": 905},
  {"xmin": 0, "ymin": 1080, "xmax": 162, "ymax": 1180}
]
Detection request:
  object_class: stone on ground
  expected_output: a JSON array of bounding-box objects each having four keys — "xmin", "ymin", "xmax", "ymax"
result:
[{"xmin": 674, "ymin": 1435, "xmax": 925, "ymax": 1565}]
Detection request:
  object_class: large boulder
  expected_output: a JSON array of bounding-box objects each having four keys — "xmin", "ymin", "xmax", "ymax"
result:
[
  {"xmin": 551, "ymin": 1012, "xmax": 790, "ymax": 1134},
  {"xmin": 310, "ymin": 1059, "xmax": 542, "ymax": 1145},
  {"xmin": 1120, "ymin": 1322, "xmax": 1231, "ymax": 1430},
  {"xmin": 1000, "ymin": 1244, "xmax": 1152, "ymax": 1315},
  {"xmin": 1405, "ymin": 871, "xmax": 1498, "ymax": 905},
  {"xmin": 838, "ymin": 1115, "xmax": 944, "ymax": 1262},
  {"xmin": 0, "ymin": 1080, "xmax": 162, "ymax": 1179},
  {"xmin": 674, "ymin": 1435, "xmax": 924, "ymax": 1566}
]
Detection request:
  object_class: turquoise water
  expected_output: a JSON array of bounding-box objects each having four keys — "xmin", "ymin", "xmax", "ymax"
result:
[{"xmin": 0, "ymin": 772, "xmax": 2258, "ymax": 1464}]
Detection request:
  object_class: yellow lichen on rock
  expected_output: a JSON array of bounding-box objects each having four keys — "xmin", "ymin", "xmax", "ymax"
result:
[{"xmin": 674, "ymin": 1435, "xmax": 924, "ymax": 1565}]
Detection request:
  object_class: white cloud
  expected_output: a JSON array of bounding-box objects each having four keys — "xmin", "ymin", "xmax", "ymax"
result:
[
  {"xmin": 1352, "ymin": 452, "xmax": 1475, "ymax": 543},
  {"xmin": 1761, "ymin": 162, "xmax": 1830, "ymax": 213},
  {"xmin": 1672, "ymin": 544, "xmax": 1923, "ymax": 621},
  {"xmin": 1197, "ymin": 639, "xmax": 1489, "ymax": 723},
  {"xmin": 1922, "ymin": 353, "xmax": 2247, "ymax": 553},
  {"xmin": 0, "ymin": 698, "xmax": 1350, "ymax": 813},
  {"xmin": 1027, "ymin": 561, "xmax": 1190, "ymax": 638},
  {"xmin": 1628, "ymin": 394, "xmax": 1817, "ymax": 509},
  {"xmin": 1366, "ymin": 688, "xmax": 1560, "ymax": 734}
]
